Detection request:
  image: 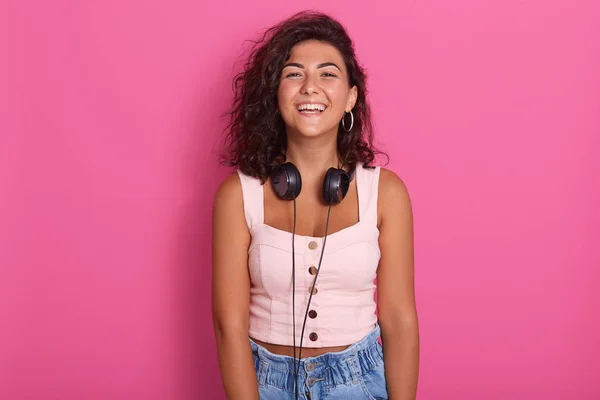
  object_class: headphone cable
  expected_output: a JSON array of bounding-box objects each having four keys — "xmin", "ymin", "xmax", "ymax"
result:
[
  {"xmin": 297, "ymin": 201, "xmax": 333, "ymax": 378},
  {"xmin": 291, "ymin": 193, "xmax": 299, "ymax": 400}
]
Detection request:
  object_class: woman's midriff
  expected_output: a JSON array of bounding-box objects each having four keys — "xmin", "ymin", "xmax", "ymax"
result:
[{"xmin": 251, "ymin": 337, "xmax": 350, "ymax": 358}]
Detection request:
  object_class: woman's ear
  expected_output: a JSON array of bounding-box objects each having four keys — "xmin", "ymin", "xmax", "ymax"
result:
[{"xmin": 346, "ymin": 85, "xmax": 358, "ymax": 112}]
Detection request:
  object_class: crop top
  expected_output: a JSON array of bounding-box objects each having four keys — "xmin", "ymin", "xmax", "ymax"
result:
[{"xmin": 236, "ymin": 163, "xmax": 381, "ymax": 348}]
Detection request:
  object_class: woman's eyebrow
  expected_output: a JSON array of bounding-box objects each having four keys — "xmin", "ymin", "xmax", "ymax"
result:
[
  {"xmin": 316, "ymin": 62, "xmax": 341, "ymax": 71},
  {"xmin": 283, "ymin": 62, "xmax": 304, "ymax": 69},
  {"xmin": 282, "ymin": 62, "xmax": 341, "ymax": 71}
]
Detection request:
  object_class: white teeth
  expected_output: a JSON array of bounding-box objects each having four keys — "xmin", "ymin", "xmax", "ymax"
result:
[{"xmin": 297, "ymin": 104, "xmax": 326, "ymax": 112}]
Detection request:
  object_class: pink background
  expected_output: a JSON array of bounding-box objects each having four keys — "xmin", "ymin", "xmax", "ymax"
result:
[{"xmin": 1, "ymin": 0, "xmax": 599, "ymax": 399}]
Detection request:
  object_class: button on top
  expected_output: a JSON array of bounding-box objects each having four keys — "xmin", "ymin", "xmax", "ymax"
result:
[
  {"xmin": 308, "ymin": 241, "xmax": 318, "ymax": 250},
  {"xmin": 309, "ymin": 332, "xmax": 318, "ymax": 341},
  {"xmin": 306, "ymin": 363, "xmax": 315, "ymax": 371},
  {"xmin": 308, "ymin": 266, "xmax": 317, "ymax": 275}
]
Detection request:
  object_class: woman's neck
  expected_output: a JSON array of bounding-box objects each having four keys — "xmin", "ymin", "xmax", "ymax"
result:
[{"xmin": 284, "ymin": 133, "xmax": 341, "ymax": 181}]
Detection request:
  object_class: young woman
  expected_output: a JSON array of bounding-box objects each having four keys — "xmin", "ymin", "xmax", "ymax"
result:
[{"xmin": 212, "ymin": 10, "xmax": 419, "ymax": 400}]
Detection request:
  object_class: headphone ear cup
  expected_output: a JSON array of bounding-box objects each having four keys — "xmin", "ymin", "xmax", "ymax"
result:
[
  {"xmin": 322, "ymin": 168, "xmax": 350, "ymax": 205},
  {"xmin": 271, "ymin": 162, "xmax": 302, "ymax": 200}
]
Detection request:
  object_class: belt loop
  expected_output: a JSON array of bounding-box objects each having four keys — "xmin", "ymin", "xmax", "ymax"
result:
[
  {"xmin": 257, "ymin": 360, "xmax": 268, "ymax": 386},
  {"xmin": 346, "ymin": 356, "xmax": 360, "ymax": 384}
]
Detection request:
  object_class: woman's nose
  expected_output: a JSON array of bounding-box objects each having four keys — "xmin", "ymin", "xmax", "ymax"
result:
[{"xmin": 300, "ymin": 74, "xmax": 320, "ymax": 95}]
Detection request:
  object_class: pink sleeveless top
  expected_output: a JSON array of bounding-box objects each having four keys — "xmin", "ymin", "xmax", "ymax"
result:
[{"xmin": 237, "ymin": 163, "xmax": 381, "ymax": 347}]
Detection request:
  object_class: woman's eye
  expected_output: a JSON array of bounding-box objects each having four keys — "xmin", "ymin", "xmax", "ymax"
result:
[{"xmin": 283, "ymin": 72, "xmax": 337, "ymax": 79}]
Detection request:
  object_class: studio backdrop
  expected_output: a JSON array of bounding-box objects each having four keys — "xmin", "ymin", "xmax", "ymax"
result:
[{"xmin": 1, "ymin": 0, "xmax": 599, "ymax": 399}]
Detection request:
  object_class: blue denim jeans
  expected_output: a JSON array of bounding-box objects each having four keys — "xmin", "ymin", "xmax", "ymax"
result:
[{"xmin": 249, "ymin": 324, "xmax": 388, "ymax": 399}]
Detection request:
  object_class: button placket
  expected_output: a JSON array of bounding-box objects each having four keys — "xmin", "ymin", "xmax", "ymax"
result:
[
  {"xmin": 308, "ymin": 241, "xmax": 321, "ymax": 342},
  {"xmin": 304, "ymin": 238, "xmax": 322, "ymax": 345},
  {"xmin": 306, "ymin": 376, "xmax": 324, "ymax": 386},
  {"xmin": 304, "ymin": 362, "xmax": 324, "ymax": 389}
]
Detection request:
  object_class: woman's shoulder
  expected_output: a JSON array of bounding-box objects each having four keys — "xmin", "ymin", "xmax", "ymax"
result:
[
  {"xmin": 213, "ymin": 170, "xmax": 245, "ymax": 211},
  {"xmin": 378, "ymin": 166, "xmax": 407, "ymax": 191},
  {"xmin": 214, "ymin": 169, "xmax": 262, "ymax": 198},
  {"xmin": 377, "ymin": 166, "xmax": 412, "ymax": 217},
  {"xmin": 213, "ymin": 169, "xmax": 265, "ymax": 213},
  {"xmin": 360, "ymin": 163, "xmax": 408, "ymax": 195}
]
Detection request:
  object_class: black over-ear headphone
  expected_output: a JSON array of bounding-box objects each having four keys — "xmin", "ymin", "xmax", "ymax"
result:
[
  {"xmin": 270, "ymin": 162, "xmax": 355, "ymax": 204},
  {"xmin": 269, "ymin": 161, "xmax": 356, "ymax": 400}
]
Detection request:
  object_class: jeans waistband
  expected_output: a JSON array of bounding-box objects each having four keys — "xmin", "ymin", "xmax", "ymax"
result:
[{"xmin": 249, "ymin": 323, "xmax": 382, "ymax": 392}]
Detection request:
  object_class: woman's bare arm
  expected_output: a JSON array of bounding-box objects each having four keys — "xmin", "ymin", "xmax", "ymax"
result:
[
  {"xmin": 377, "ymin": 168, "xmax": 420, "ymax": 400},
  {"xmin": 212, "ymin": 173, "xmax": 259, "ymax": 400}
]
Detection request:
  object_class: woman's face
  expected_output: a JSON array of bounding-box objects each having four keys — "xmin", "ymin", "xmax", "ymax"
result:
[{"xmin": 277, "ymin": 40, "xmax": 357, "ymax": 139}]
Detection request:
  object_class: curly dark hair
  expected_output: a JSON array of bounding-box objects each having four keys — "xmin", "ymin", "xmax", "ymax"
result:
[{"xmin": 219, "ymin": 10, "xmax": 385, "ymax": 183}]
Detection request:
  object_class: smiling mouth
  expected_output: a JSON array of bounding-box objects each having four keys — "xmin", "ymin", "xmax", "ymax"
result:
[{"xmin": 296, "ymin": 103, "xmax": 327, "ymax": 114}]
